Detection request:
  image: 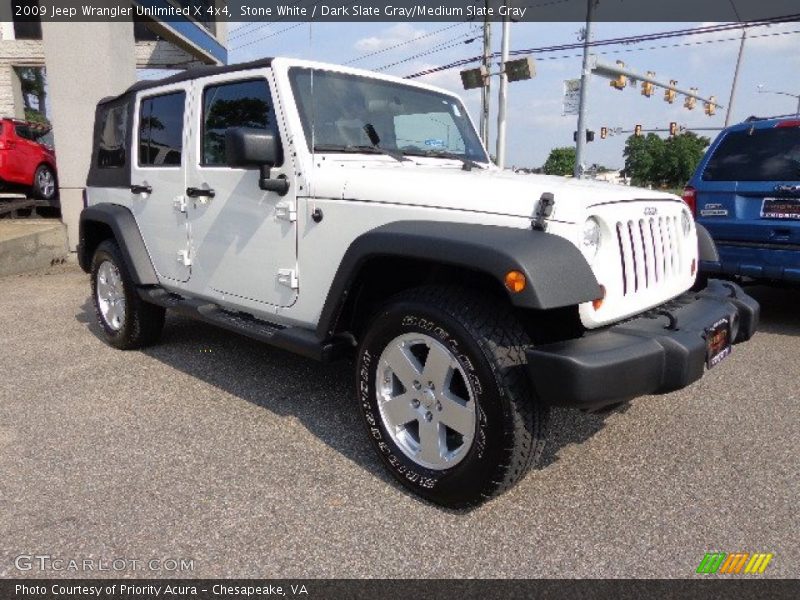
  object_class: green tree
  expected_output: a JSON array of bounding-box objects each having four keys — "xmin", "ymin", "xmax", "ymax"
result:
[
  {"xmin": 624, "ymin": 132, "xmax": 709, "ymax": 188},
  {"xmin": 542, "ymin": 146, "xmax": 576, "ymax": 176},
  {"xmin": 660, "ymin": 132, "xmax": 711, "ymax": 187}
]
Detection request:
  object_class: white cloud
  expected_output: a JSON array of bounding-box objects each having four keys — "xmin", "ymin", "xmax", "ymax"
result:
[{"xmin": 354, "ymin": 24, "xmax": 430, "ymax": 54}]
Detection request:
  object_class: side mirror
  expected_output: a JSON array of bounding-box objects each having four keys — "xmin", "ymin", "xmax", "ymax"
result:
[
  {"xmin": 225, "ymin": 127, "xmax": 281, "ymax": 167},
  {"xmin": 225, "ymin": 127, "xmax": 289, "ymax": 196}
]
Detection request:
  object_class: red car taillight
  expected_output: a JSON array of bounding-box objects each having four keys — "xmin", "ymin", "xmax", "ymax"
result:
[{"xmin": 682, "ymin": 185, "xmax": 697, "ymax": 216}]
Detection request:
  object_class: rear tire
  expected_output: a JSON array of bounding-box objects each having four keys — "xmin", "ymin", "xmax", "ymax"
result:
[
  {"xmin": 91, "ymin": 239, "xmax": 165, "ymax": 350},
  {"xmin": 32, "ymin": 164, "xmax": 57, "ymax": 201},
  {"xmin": 356, "ymin": 285, "xmax": 549, "ymax": 509}
]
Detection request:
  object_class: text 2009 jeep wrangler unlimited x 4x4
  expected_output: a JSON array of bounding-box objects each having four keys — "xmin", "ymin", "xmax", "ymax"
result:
[{"xmin": 78, "ymin": 58, "xmax": 759, "ymax": 508}]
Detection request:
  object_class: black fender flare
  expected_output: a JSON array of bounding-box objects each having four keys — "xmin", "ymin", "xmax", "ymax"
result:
[
  {"xmin": 317, "ymin": 221, "xmax": 600, "ymax": 337},
  {"xmin": 696, "ymin": 223, "xmax": 720, "ymax": 262},
  {"xmin": 78, "ymin": 203, "xmax": 158, "ymax": 285}
]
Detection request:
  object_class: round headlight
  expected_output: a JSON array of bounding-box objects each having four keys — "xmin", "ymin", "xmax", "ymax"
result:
[
  {"xmin": 581, "ymin": 217, "xmax": 601, "ymax": 262},
  {"xmin": 681, "ymin": 209, "xmax": 692, "ymax": 237}
]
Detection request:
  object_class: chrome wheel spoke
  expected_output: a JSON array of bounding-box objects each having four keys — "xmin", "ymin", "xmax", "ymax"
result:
[
  {"xmin": 382, "ymin": 343, "xmax": 423, "ymax": 390},
  {"xmin": 421, "ymin": 344, "xmax": 454, "ymax": 391},
  {"xmin": 438, "ymin": 391, "xmax": 474, "ymax": 437},
  {"xmin": 417, "ymin": 420, "xmax": 444, "ymax": 465},
  {"xmin": 380, "ymin": 393, "xmax": 418, "ymax": 428}
]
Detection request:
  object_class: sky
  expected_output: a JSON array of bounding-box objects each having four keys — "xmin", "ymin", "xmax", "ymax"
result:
[{"xmin": 224, "ymin": 19, "xmax": 800, "ymax": 170}]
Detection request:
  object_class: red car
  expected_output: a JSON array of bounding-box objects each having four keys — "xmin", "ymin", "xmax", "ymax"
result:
[{"xmin": 0, "ymin": 118, "xmax": 58, "ymax": 204}]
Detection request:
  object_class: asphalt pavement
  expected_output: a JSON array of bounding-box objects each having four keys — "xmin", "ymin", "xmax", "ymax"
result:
[{"xmin": 0, "ymin": 264, "xmax": 797, "ymax": 578}]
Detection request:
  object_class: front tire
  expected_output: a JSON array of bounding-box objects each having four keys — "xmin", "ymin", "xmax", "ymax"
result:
[
  {"xmin": 356, "ymin": 285, "xmax": 549, "ymax": 509},
  {"xmin": 91, "ymin": 239, "xmax": 165, "ymax": 350}
]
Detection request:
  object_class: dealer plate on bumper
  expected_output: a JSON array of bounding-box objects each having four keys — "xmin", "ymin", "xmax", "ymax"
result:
[{"xmin": 706, "ymin": 317, "xmax": 732, "ymax": 369}]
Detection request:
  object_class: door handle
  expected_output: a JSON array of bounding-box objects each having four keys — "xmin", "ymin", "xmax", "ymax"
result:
[
  {"xmin": 130, "ymin": 184, "xmax": 152, "ymax": 194},
  {"xmin": 186, "ymin": 187, "xmax": 215, "ymax": 198}
]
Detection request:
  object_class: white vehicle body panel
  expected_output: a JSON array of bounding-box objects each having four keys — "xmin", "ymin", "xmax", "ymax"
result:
[{"xmin": 87, "ymin": 57, "xmax": 699, "ymax": 332}]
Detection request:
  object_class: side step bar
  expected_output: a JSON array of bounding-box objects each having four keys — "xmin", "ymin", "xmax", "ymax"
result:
[{"xmin": 139, "ymin": 288, "xmax": 353, "ymax": 362}]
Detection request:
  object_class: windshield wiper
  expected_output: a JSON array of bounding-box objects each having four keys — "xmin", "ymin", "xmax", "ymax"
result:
[
  {"xmin": 402, "ymin": 149, "xmax": 483, "ymax": 171},
  {"xmin": 313, "ymin": 143, "xmax": 408, "ymax": 162}
]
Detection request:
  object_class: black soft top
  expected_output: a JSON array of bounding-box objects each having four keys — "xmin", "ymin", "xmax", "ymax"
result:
[
  {"xmin": 88, "ymin": 58, "xmax": 274, "ymax": 188},
  {"xmin": 98, "ymin": 57, "xmax": 274, "ymax": 105}
]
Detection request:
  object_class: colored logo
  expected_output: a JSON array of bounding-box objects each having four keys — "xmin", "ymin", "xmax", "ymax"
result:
[{"xmin": 696, "ymin": 552, "xmax": 774, "ymax": 574}]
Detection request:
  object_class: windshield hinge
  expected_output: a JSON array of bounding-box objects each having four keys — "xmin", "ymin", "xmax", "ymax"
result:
[
  {"xmin": 532, "ymin": 192, "xmax": 555, "ymax": 232},
  {"xmin": 275, "ymin": 200, "xmax": 297, "ymax": 222},
  {"xmin": 277, "ymin": 268, "xmax": 298, "ymax": 289}
]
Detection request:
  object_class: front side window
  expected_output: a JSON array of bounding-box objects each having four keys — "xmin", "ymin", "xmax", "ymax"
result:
[
  {"xmin": 289, "ymin": 68, "xmax": 488, "ymax": 162},
  {"xmin": 201, "ymin": 79, "xmax": 278, "ymax": 166},
  {"xmin": 138, "ymin": 91, "xmax": 185, "ymax": 167}
]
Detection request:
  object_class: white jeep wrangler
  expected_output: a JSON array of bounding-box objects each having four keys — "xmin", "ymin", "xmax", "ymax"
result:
[{"xmin": 78, "ymin": 58, "xmax": 759, "ymax": 508}]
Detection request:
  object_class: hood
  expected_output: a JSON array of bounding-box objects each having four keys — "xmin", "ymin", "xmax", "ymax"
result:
[{"xmin": 307, "ymin": 156, "xmax": 678, "ymax": 223}]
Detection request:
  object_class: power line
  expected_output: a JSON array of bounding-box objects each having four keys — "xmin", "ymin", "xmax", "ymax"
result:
[
  {"xmin": 405, "ymin": 15, "xmax": 800, "ymax": 78},
  {"xmin": 374, "ymin": 33, "xmax": 478, "ymax": 72},
  {"xmin": 344, "ymin": 22, "xmax": 471, "ymax": 65},
  {"xmin": 530, "ymin": 27, "xmax": 800, "ymax": 63},
  {"xmin": 231, "ymin": 22, "xmax": 305, "ymax": 51},
  {"xmin": 228, "ymin": 0, "xmax": 307, "ymax": 42}
]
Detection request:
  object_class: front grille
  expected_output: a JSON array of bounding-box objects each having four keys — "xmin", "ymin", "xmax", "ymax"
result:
[{"xmin": 615, "ymin": 216, "xmax": 682, "ymax": 295}]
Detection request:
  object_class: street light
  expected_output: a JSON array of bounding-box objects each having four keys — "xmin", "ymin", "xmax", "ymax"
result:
[{"xmin": 757, "ymin": 84, "xmax": 800, "ymax": 116}]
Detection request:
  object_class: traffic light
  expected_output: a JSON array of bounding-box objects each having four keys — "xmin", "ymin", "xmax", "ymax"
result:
[
  {"xmin": 684, "ymin": 88, "xmax": 698, "ymax": 110},
  {"xmin": 669, "ymin": 122, "xmax": 678, "ymax": 136},
  {"xmin": 641, "ymin": 71, "xmax": 655, "ymax": 97},
  {"xmin": 586, "ymin": 130, "xmax": 595, "ymax": 142},
  {"xmin": 634, "ymin": 124, "xmax": 643, "ymax": 137},
  {"xmin": 460, "ymin": 66, "xmax": 488, "ymax": 90},
  {"xmin": 505, "ymin": 57, "xmax": 536, "ymax": 83},
  {"xmin": 664, "ymin": 80, "xmax": 678, "ymax": 104},
  {"xmin": 704, "ymin": 95, "xmax": 717, "ymax": 116},
  {"xmin": 610, "ymin": 60, "xmax": 627, "ymax": 90},
  {"xmin": 600, "ymin": 126, "xmax": 608, "ymax": 139}
]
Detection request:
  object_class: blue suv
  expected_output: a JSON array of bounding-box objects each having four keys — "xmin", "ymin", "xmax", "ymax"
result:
[{"xmin": 688, "ymin": 116, "xmax": 800, "ymax": 283}]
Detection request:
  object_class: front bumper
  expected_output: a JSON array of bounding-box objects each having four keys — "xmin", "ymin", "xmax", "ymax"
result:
[{"xmin": 526, "ymin": 279, "xmax": 759, "ymax": 409}]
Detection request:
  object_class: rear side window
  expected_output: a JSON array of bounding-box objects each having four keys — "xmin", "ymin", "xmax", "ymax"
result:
[
  {"xmin": 201, "ymin": 79, "xmax": 279, "ymax": 166},
  {"xmin": 703, "ymin": 126, "xmax": 800, "ymax": 181},
  {"xmin": 15, "ymin": 125, "xmax": 32, "ymax": 140},
  {"xmin": 96, "ymin": 102, "xmax": 129, "ymax": 169},
  {"xmin": 138, "ymin": 91, "xmax": 185, "ymax": 167}
]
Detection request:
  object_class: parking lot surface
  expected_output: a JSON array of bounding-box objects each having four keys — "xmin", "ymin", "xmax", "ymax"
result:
[{"xmin": 1, "ymin": 265, "xmax": 797, "ymax": 578}]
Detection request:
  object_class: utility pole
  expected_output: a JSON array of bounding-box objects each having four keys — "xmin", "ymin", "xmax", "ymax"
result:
[
  {"xmin": 725, "ymin": 27, "xmax": 747, "ymax": 126},
  {"xmin": 574, "ymin": 0, "xmax": 595, "ymax": 179},
  {"xmin": 480, "ymin": 5, "xmax": 491, "ymax": 147},
  {"xmin": 495, "ymin": 9, "xmax": 510, "ymax": 168}
]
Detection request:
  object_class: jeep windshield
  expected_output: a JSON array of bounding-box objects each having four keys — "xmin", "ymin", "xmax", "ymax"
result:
[{"xmin": 289, "ymin": 67, "xmax": 489, "ymax": 164}]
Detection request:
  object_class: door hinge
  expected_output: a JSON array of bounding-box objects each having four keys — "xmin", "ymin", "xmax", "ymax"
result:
[
  {"xmin": 173, "ymin": 194, "xmax": 187, "ymax": 213},
  {"xmin": 275, "ymin": 200, "xmax": 297, "ymax": 222},
  {"xmin": 277, "ymin": 268, "xmax": 298, "ymax": 289},
  {"xmin": 177, "ymin": 249, "xmax": 192, "ymax": 267}
]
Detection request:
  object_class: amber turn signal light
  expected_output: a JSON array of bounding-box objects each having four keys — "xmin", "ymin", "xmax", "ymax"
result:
[
  {"xmin": 504, "ymin": 270, "xmax": 527, "ymax": 293},
  {"xmin": 592, "ymin": 285, "xmax": 606, "ymax": 310}
]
